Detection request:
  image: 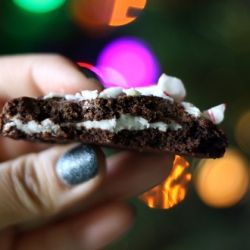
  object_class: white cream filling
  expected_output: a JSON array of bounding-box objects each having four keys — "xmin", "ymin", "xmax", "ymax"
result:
[
  {"xmin": 3, "ymin": 114, "xmax": 182, "ymax": 134},
  {"xmin": 3, "ymin": 117, "xmax": 60, "ymax": 134}
]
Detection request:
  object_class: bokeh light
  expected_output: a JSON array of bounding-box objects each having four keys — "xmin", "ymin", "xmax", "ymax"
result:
[
  {"xmin": 72, "ymin": 0, "xmax": 146, "ymax": 33},
  {"xmin": 97, "ymin": 37, "xmax": 160, "ymax": 88},
  {"xmin": 78, "ymin": 62, "xmax": 128, "ymax": 87},
  {"xmin": 71, "ymin": 0, "xmax": 112, "ymax": 36},
  {"xmin": 96, "ymin": 66, "xmax": 127, "ymax": 88},
  {"xmin": 12, "ymin": 0, "xmax": 66, "ymax": 13},
  {"xmin": 194, "ymin": 148, "xmax": 249, "ymax": 208},
  {"xmin": 109, "ymin": 0, "xmax": 146, "ymax": 26},
  {"xmin": 139, "ymin": 156, "xmax": 191, "ymax": 209},
  {"xmin": 235, "ymin": 111, "xmax": 250, "ymax": 155}
]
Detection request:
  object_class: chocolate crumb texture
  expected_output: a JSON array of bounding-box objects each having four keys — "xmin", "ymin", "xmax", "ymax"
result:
[{"xmin": 0, "ymin": 94, "xmax": 228, "ymax": 159}]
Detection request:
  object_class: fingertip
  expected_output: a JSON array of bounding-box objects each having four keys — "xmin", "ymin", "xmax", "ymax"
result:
[
  {"xmin": 54, "ymin": 144, "xmax": 106, "ymax": 203},
  {"xmin": 50, "ymin": 144, "xmax": 107, "ymax": 216},
  {"xmin": 85, "ymin": 78, "xmax": 104, "ymax": 92},
  {"xmin": 78, "ymin": 66, "xmax": 104, "ymax": 86},
  {"xmin": 77, "ymin": 66, "xmax": 104, "ymax": 92},
  {"xmin": 32, "ymin": 54, "xmax": 104, "ymax": 94},
  {"xmin": 0, "ymin": 54, "xmax": 104, "ymax": 99}
]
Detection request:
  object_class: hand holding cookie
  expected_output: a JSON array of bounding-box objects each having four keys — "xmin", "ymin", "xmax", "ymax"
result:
[{"xmin": 0, "ymin": 54, "xmax": 174, "ymax": 250}]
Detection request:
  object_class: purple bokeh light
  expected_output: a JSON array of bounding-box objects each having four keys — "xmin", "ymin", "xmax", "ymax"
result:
[
  {"xmin": 96, "ymin": 37, "xmax": 160, "ymax": 88},
  {"xmin": 97, "ymin": 66, "xmax": 127, "ymax": 87}
]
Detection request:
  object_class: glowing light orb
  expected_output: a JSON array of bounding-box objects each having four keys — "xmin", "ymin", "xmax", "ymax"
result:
[
  {"xmin": 72, "ymin": 0, "xmax": 146, "ymax": 32},
  {"xmin": 194, "ymin": 148, "xmax": 249, "ymax": 208},
  {"xmin": 139, "ymin": 156, "xmax": 191, "ymax": 209},
  {"xmin": 97, "ymin": 66, "xmax": 127, "ymax": 88},
  {"xmin": 235, "ymin": 111, "xmax": 250, "ymax": 154},
  {"xmin": 13, "ymin": 0, "xmax": 66, "ymax": 13},
  {"xmin": 109, "ymin": 0, "xmax": 147, "ymax": 26},
  {"xmin": 97, "ymin": 37, "xmax": 160, "ymax": 88}
]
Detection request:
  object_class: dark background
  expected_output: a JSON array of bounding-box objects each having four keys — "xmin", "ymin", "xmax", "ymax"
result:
[{"xmin": 1, "ymin": 0, "xmax": 250, "ymax": 249}]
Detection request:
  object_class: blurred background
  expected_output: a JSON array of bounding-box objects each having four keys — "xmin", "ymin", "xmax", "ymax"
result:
[{"xmin": 1, "ymin": 0, "xmax": 250, "ymax": 249}]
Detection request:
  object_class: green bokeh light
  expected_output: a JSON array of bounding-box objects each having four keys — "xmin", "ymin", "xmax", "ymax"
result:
[{"xmin": 12, "ymin": 0, "xmax": 66, "ymax": 13}]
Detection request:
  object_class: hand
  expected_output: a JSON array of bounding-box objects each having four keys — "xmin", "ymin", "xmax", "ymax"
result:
[{"xmin": 0, "ymin": 54, "xmax": 174, "ymax": 250}]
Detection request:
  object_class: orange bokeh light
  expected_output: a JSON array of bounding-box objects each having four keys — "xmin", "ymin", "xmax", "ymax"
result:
[
  {"xmin": 71, "ymin": 0, "xmax": 146, "ymax": 35},
  {"xmin": 109, "ymin": 0, "xmax": 146, "ymax": 26},
  {"xmin": 235, "ymin": 110, "xmax": 250, "ymax": 155},
  {"xmin": 194, "ymin": 148, "xmax": 249, "ymax": 208},
  {"xmin": 139, "ymin": 155, "xmax": 191, "ymax": 209},
  {"xmin": 71, "ymin": 0, "xmax": 112, "ymax": 36}
]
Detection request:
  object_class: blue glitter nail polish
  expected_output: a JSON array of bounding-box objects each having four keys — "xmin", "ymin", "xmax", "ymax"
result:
[{"xmin": 56, "ymin": 144, "xmax": 98, "ymax": 186}]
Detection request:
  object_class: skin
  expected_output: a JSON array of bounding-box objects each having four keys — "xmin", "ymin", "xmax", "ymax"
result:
[{"xmin": 0, "ymin": 54, "xmax": 174, "ymax": 250}]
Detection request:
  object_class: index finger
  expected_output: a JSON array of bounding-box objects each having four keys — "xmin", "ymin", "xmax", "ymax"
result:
[
  {"xmin": 0, "ymin": 54, "xmax": 103, "ymax": 101},
  {"xmin": 0, "ymin": 54, "xmax": 104, "ymax": 160}
]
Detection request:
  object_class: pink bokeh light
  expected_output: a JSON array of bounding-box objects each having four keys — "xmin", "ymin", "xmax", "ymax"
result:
[
  {"xmin": 97, "ymin": 66, "xmax": 127, "ymax": 87},
  {"xmin": 96, "ymin": 37, "xmax": 160, "ymax": 88}
]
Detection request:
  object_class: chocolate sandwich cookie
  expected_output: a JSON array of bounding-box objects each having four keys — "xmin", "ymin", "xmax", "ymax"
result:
[{"xmin": 0, "ymin": 74, "xmax": 228, "ymax": 158}]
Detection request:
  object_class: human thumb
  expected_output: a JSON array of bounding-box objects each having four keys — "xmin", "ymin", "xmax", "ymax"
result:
[{"xmin": 0, "ymin": 144, "xmax": 105, "ymax": 229}]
